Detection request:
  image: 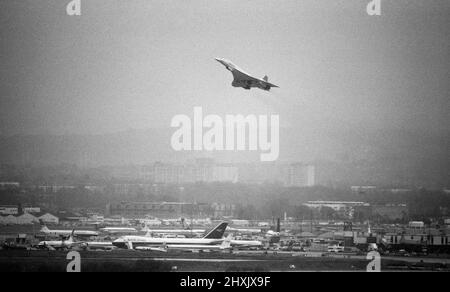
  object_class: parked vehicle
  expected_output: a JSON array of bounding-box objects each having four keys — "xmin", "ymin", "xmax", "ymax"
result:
[{"xmin": 327, "ymin": 245, "xmax": 344, "ymax": 253}]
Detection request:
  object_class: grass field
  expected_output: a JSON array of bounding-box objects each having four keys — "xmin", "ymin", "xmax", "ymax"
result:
[{"xmin": 0, "ymin": 250, "xmax": 447, "ymax": 272}]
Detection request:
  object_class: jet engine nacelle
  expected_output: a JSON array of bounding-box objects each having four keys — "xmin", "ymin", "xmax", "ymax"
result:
[{"xmin": 259, "ymin": 81, "xmax": 271, "ymax": 91}]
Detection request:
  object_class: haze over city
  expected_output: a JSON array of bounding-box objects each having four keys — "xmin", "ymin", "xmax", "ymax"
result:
[{"xmin": 0, "ymin": 0, "xmax": 449, "ymax": 188}]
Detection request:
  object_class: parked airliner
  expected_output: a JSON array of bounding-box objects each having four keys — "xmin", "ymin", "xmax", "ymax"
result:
[
  {"xmin": 40, "ymin": 224, "xmax": 98, "ymax": 238},
  {"xmin": 113, "ymin": 222, "xmax": 228, "ymax": 250}
]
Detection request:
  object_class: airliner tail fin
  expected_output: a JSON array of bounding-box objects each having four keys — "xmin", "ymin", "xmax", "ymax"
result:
[{"xmin": 203, "ymin": 222, "xmax": 228, "ymax": 239}]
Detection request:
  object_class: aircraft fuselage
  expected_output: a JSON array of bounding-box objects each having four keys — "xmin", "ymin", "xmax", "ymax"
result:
[{"xmin": 215, "ymin": 58, "xmax": 277, "ymax": 91}]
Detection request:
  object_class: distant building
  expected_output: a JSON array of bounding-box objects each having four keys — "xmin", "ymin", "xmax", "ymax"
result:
[
  {"xmin": 140, "ymin": 218, "xmax": 163, "ymax": 226},
  {"xmin": 18, "ymin": 213, "xmax": 39, "ymax": 224},
  {"xmin": 211, "ymin": 203, "xmax": 236, "ymax": 218},
  {"xmin": 231, "ymin": 219, "xmax": 249, "ymax": 226},
  {"xmin": 39, "ymin": 213, "xmax": 59, "ymax": 225},
  {"xmin": 212, "ymin": 165, "xmax": 239, "ymax": 183},
  {"xmin": 37, "ymin": 185, "xmax": 76, "ymax": 193},
  {"xmin": 0, "ymin": 205, "xmax": 40, "ymax": 216},
  {"xmin": 408, "ymin": 221, "xmax": 425, "ymax": 229},
  {"xmin": 109, "ymin": 165, "xmax": 141, "ymax": 180},
  {"xmin": 283, "ymin": 163, "xmax": 315, "ymax": 187},
  {"xmin": 111, "ymin": 183, "xmax": 154, "ymax": 196},
  {"xmin": 147, "ymin": 161, "xmax": 319, "ymax": 186},
  {"xmin": 351, "ymin": 186, "xmax": 377, "ymax": 194},
  {"xmin": 0, "ymin": 205, "xmax": 19, "ymax": 215},
  {"xmin": 106, "ymin": 201, "xmax": 212, "ymax": 219},
  {"xmin": 84, "ymin": 186, "xmax": 106, "ymax": 193},
  {"xmin": 304, "ymin": 201, "xmax": 368, "ymax": 211},
  {"xmin": 237, "ymin": 163, "xmax": 283, "ymax": 184},
  {"xmin": 153, "ymin": 162, "xmax": 184, "ymax": 184},
  {"xmin": 24, "ymin": 207, "xmax": 41, "ymax": 214},
  {"xmin": 0, "ymin": 213, "xmax": 39, "ymax": 225},
  {"xmin": 151, "ymin": 159, "xmax": 238, "ymax": 184},
  {"xmin": 372, "ymin": 204, "xmax": 408, "ymax": 221},
  {"xmin": 0, "ymin": 182, "xmax": 20, "ymax": 190},
  {"xmin": 0, "ymin": 215, "xmax": 17, "ymax": 225},
  {"xmin": 190, "ymin": 158, "xmax": 215, "ymax": 182},
  {"xmin": 139, "ymin": 165, "xmax": 154, "ymax": 181},
  {"xmin": 388, "ymin": 188, "xmax": 412, "ymax": 194}
]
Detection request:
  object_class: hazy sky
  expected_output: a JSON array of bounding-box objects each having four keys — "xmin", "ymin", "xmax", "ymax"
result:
[{"xmin": 0, "ymin": 0, "xmax": 449, "ymax": 135}]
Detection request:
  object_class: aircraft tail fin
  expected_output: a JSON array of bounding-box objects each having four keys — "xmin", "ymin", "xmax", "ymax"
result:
[
  {"xmin": 126, "ymin": 240, "xmax": 133, "ymax": 250},
  {"xmin": 40, "ymin": 226, "xmax": 50, "ymax": 232},
  {"xmin": 203, "ymin": 222, "xmax": 228, "ymax": 239},
  {"xmin": 221, "ymin": 234, "xmax": 232, "ymax": 249},
  {"xmin": 263, "ymin": 76, "xmax": 268, "ymax": 82},
  {"xmin": 67, "ymin": 229, "xmax": 75, "ymax": 243},
  {"xmin": 39, "ymin": 220, "xmax": 50, "ymax": 232}
]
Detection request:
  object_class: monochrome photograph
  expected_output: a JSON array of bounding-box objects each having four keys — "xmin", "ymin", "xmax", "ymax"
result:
[{"xmin": 0, "ymin": 0, "xmax": 449, "ymax": 277}]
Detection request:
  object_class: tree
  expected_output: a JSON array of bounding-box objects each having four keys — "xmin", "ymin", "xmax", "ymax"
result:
[
  {"xmin": 319, "ymin": 206, "xmax": 336, "ymax": 220},
  {"xmin": 236, "ymin": 204, "xmax": 259, "ymax": 220},
  {"xmin": 294, "ymin": 205, "xmax": 312, "ymax": 220}
]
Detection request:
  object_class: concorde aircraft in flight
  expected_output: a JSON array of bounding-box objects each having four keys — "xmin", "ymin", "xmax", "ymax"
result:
[{"xmin": 215, "ymin": 58, "xmax": 279, "ymax": 91}]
